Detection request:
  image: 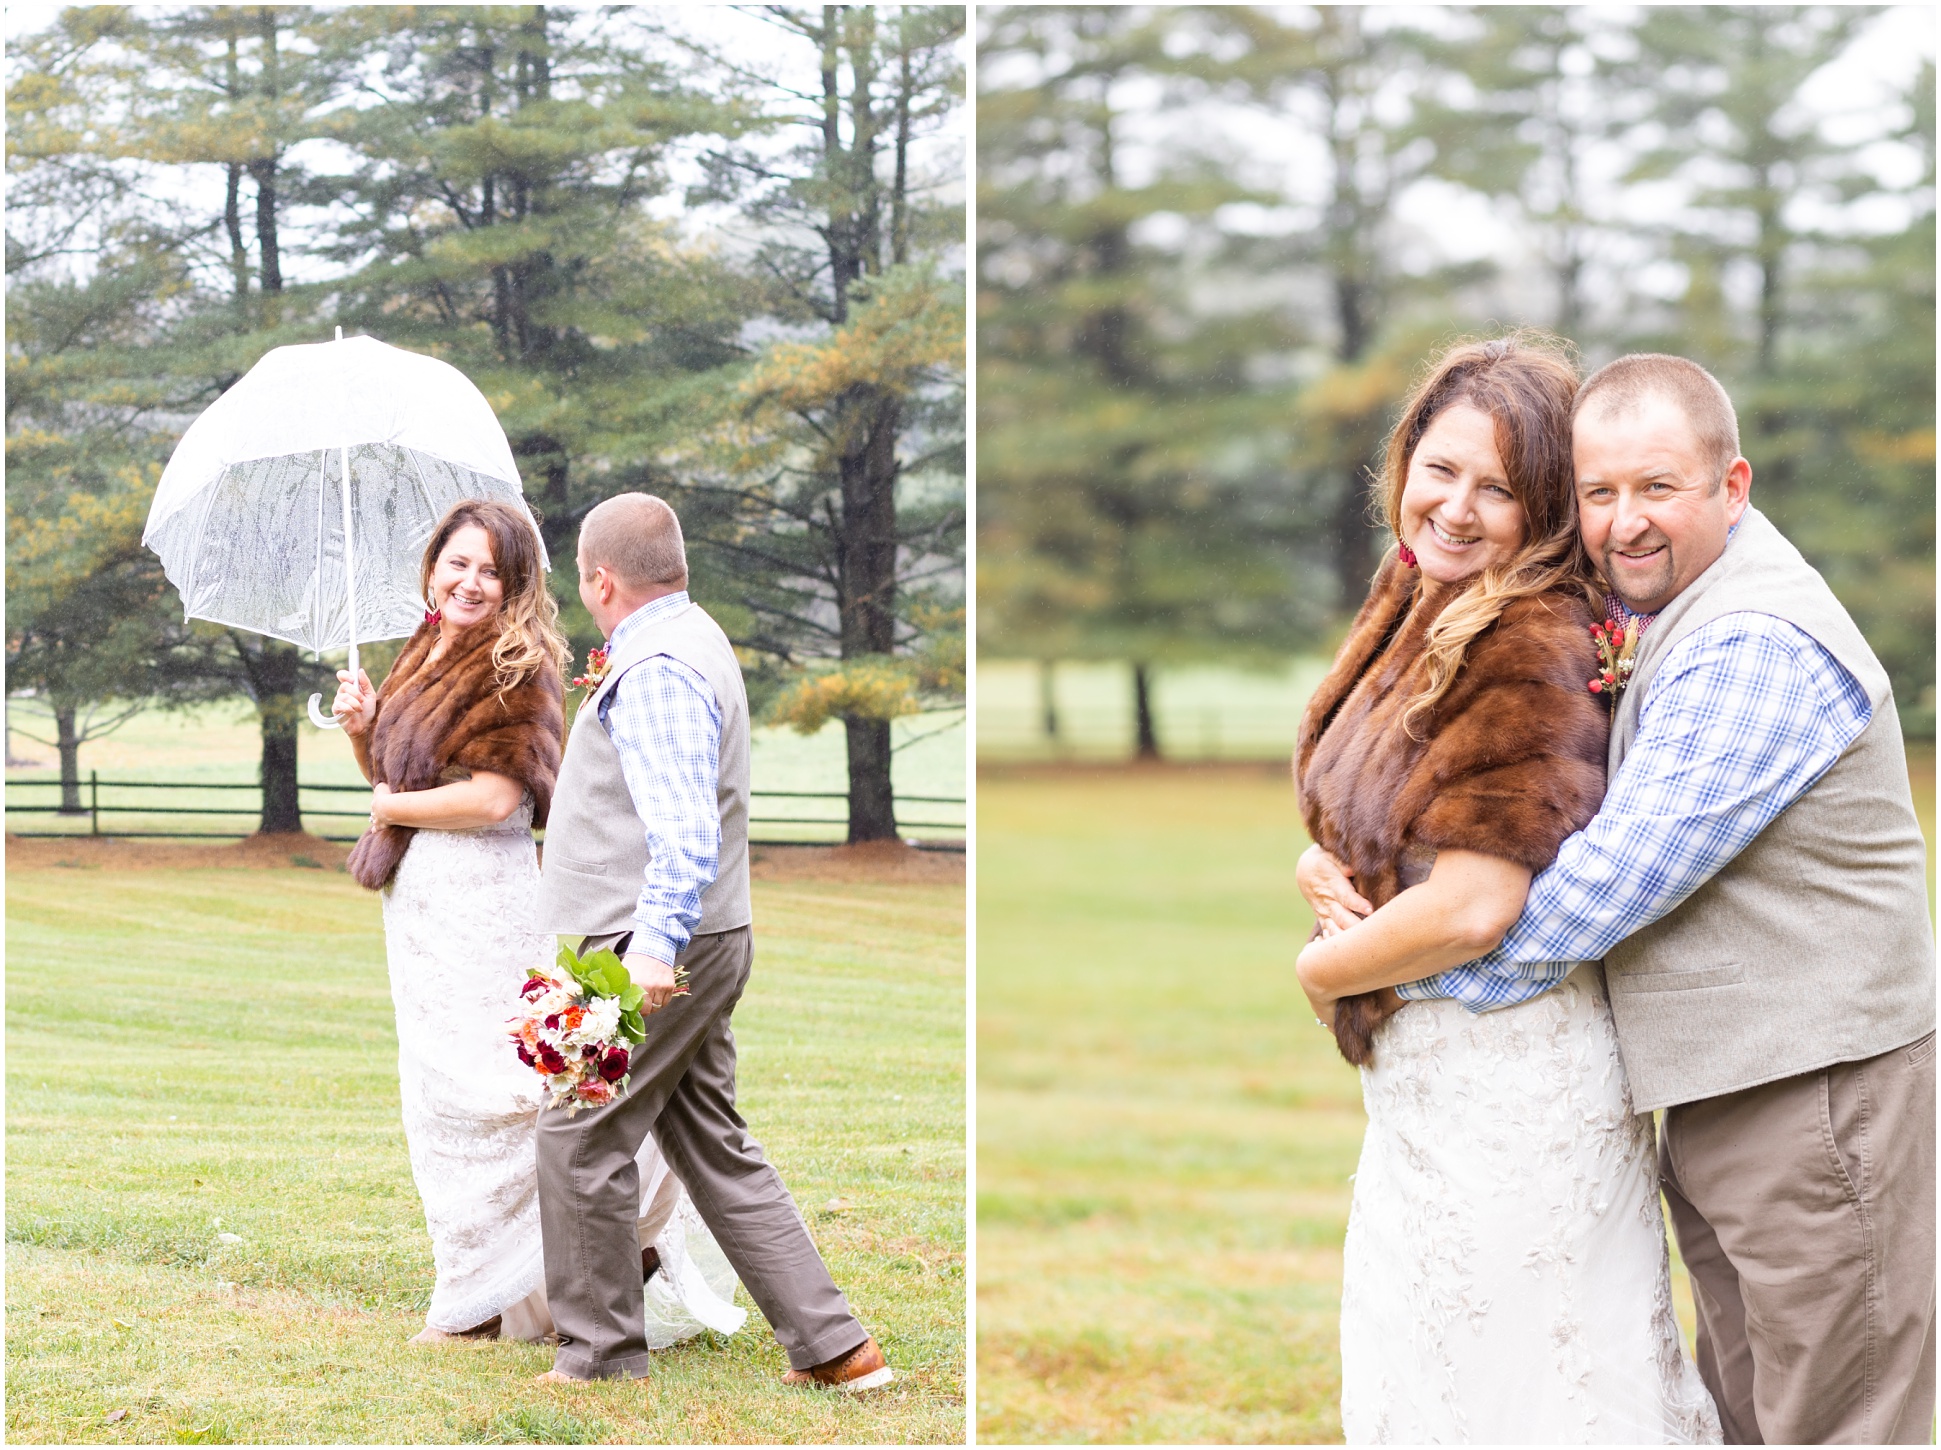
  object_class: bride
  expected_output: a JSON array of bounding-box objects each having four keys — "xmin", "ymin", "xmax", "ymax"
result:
[
  {"xmin": 1292, "ymin": 335, "xmax": 1718, "ymax": 1444},
  {"xmin": 333, "ymin": 498, "xmax": 744, "ymax": 1347}
]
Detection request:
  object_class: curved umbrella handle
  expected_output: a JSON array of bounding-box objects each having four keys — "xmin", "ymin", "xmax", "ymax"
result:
[{"xmin": 307, "ymin": 693, "xmax": 344, "ymax": 730}]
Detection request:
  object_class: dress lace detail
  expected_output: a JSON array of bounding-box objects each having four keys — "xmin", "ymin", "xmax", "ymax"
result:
[
  {"xmin": 381, "ymin": 798, "xmax": 744, "ymax": 1340},
  {"xmin": 1338, "ymin": 965, "xmax": 1721, "ymax": 1445}
]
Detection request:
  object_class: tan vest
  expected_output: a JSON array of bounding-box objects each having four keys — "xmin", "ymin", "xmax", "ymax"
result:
[
  {"xmin": 1603, "ymin": 507, "xmax": 1934, "ymax": 1110},
  {"xmin": 535, "ymin": 600, "xmax": 753, "ymax": 942}
]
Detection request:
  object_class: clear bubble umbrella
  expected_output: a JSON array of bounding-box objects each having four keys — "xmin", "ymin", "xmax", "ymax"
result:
[{"xmin": 143, "ymin": 328, "xmax": 544, "ymax": 728}]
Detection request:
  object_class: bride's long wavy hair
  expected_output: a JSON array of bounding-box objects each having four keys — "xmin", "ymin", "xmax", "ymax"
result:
[
  {"xmin": 419, "ymin": 499, "xmax": 570, "ymax": 696},
  {"xmin": 1376, "ymin": 332, "xmax": 1601, "ymax": 738}
]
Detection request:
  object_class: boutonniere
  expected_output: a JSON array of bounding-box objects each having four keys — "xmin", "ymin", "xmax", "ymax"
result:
[
  {"xmin": 571, "ymin": 644, "xmax": 610, "ymax": 692},
  {"xmin": 1587, "ymin": 617, "xmax": 1641, "ymax": 701}
]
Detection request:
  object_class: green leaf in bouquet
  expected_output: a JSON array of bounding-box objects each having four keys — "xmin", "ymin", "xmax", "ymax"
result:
[
  {"xmin": 620, "ymin": 1008, "xmax": 646, "ymax": 1044},
  {"xmin": 580, "ymin": 947, "xmax": 625, "ymax": 977},
  {"xmin": 579, "ymin": 950, "xmax": 630, "ymax": 999},
  {"xmin": 618, "ymin": 984, "xmax": 645, "ymax": 1012}
]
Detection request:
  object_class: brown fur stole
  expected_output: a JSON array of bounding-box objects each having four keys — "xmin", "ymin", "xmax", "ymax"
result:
[
  {"xmin": 1295, "ymin": 557, "xmax": 1608, "ymax": 1065},
  {"xmin": 345, "ymin": 620, "xmax": 564, "ymax": 891}
]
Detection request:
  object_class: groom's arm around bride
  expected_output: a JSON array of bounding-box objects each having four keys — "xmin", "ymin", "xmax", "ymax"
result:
[{"xmin": 527, "ymin": 491, "xmax": 893, "ymax": 1391}]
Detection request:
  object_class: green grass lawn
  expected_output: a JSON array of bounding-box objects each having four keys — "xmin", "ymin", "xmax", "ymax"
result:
[
  {"xmin": 6, "ymin": 859, "xmax": 965, "ymax": 1444},
  {"xmin": 3, "ymin": 700, "xmax": 964, "ymax": 845}
]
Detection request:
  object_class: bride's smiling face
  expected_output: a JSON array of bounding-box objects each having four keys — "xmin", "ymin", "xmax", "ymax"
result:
[
  {"xmin": 1398, "ymin": 403, "xmax": 1527, "ymax": 585},
  {"xmin": 430, "ymin": 524, "xmax": 505, "ymax": 628}
]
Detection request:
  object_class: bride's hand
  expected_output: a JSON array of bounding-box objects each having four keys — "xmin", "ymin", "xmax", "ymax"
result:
[
  {"xmin": 333, "ymin": 668, "xmax": 377, "ymax": 737},
  {"xmin": 1296, "ymin": 938, "xmax": 1337, "ymax": 1027},
  {"xmin": 1298, "ymin": 843, "xmax": 1372, "ymax": 935},
  {"xmin": 369, "ymin": 781, "xmax": 394, "ymax": 828}
]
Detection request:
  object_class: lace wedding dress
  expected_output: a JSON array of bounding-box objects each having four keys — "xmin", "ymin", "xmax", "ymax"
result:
[
  {"xmin": 1338, "ymin": 964, "xmax": 1721, "ymax": 1445},
  {"xmin": 381, "ymin": 795, "xmax": 746, "ymax": 1344}
]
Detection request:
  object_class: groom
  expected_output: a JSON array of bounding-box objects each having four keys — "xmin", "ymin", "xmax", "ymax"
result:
[
  {"xmin": 1405, "ymin": 355, "xmax": 1935, "ymax": 1443},
  {"xmin": 531, "ymin": 492, "xmax": 892, "ymax": 1390}
]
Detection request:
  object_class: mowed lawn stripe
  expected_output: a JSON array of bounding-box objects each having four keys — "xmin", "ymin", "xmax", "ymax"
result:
[
  {"xmin": 7, "ymin": 861, "xmax": 963, "ymax": 1445},
  {"xmin": 976, "ymin": 766, "xmax": 1353, "ymax": 1445}
]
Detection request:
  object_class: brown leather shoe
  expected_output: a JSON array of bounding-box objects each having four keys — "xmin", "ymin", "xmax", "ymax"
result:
[
  {"xmin": 642, "ymin": 1246, "xmax": 661, "ymax": 1283},
  {"xmin": 782, "ymin": 1334, "xmax": 894, "ymax": 1393}
]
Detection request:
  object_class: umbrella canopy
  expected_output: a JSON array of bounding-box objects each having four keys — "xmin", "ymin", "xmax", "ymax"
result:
[{"xmin": 144, "ymin": 333, "xmax": 543, "ymax": 658}]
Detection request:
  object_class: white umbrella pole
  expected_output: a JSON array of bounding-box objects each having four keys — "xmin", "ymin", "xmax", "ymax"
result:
[
  {"xmin": 307, "ymin": 326, "xmax": 359, "ymax": 730},
  {"xmin": 338, "ymin": 326, "xmax": 360, "ymax": 682}
]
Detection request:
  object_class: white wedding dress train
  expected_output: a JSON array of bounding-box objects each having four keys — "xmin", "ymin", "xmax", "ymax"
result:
[
  {"xmin": 1338, "ymin": 965, "xmax": 1720, "ymax": 1445},
  {"xmin": 381, "ymin": 798, "xmax": 746, "ymax": 1343}
]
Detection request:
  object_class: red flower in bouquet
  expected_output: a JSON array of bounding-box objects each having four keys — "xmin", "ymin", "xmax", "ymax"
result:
[{"xmin": 570, "ymin": 645, "xmax": 610, "ymax": 692}]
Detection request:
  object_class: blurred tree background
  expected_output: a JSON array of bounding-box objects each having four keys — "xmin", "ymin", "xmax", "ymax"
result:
[
  {"xmin": 6, "ymin": 3, "xmax": 965, "ymax": 841},
  {"xmin": 978, "ymin": 4, "xmax": 1935, "ymax": 757}
]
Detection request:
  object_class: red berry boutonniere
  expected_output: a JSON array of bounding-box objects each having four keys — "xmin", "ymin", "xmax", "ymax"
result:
[
  {"xmin": 571, "ymin": 645, "xmax": 610, "ymax": 692},
  {"xmin": 1588, "ymin": 617, "xmax": 1641, "ymax": 702}
]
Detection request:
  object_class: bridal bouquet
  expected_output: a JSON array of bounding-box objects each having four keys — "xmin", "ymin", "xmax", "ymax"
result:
[{"xmin": 508, "ymin": 945, "xmax": 676, "ymax": 1115}]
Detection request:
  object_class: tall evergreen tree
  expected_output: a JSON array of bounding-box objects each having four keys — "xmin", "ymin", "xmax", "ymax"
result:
[
  {"xmin": 672, "ymin": 5, "xmax": 967, "ymax": 834},
  {"xmin": 9, "ymin": 4, "xmax": 353, "ymax": 832},
  {"xmin": 1425, "ymin": 6, "xmax": 1641, "ymax": 342},
  {"xmin": 1202, "ymin": 6, "xmax": 1446, "ymax": 601},
  {"xmin": 978, "ymin": 5, "xmax": 1336, "ymax": 755},
  {"xmin": 319, "ymin": 4, "xmax": 753, "ymax": 571}
]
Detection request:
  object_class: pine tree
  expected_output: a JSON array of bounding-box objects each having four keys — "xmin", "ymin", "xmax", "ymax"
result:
[
  {"xmin": 977, "ymin": 5, "xmax": 1335, "ymax": 756},
  {"xmin": 9, "ymin": 4, "xmax": 354, "ymax": 833},
  {"xmin": 671, "ymin": 5, "xmax": 967, "ymax": 837}
]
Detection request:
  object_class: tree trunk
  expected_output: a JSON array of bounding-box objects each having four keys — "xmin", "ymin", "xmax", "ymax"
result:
[
  {"xmin": 248, "ymin": 159, "xmax": 281, "ymax": 295},
  {"xmin": 1040, "ymin": 659, "xmax": 1059, "ymax": 742},
  {"xmin": 1132, "ymin": 663, "xmax": 1160, "ymax": 760},
  {"xmin": 55, "ymin": 704, "xmax": 84, "ymax": 814},
  {"xmin": 836, "ymin": 388, "xmax": 902, "ymax": 841},
  {"xmin": 256, "ymin": 642, "xmax": 304, "ymax": 834},
  {"xmin": 844, "ymin": 717, "xmax": 897, "ymax": 843}
]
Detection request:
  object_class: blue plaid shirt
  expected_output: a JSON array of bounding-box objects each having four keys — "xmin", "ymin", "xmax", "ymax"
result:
[
  {"xmin": 1396, "ymin": 609, "xmax": 1873, "ymax": 1010},
  {"xmin": 598, "ymin": 592, "xmax": 722, "ymax": 965}
]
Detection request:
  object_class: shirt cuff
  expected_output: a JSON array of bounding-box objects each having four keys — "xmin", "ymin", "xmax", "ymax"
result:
[{"xmin": 626, "ymin": 918, "xmax": 687, "ymax": 965}]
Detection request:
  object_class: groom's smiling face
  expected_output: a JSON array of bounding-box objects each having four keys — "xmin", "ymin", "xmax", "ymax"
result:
[{"xmin": 1574, "ymin": 393, "xmax": 1751, "ymax": 614}]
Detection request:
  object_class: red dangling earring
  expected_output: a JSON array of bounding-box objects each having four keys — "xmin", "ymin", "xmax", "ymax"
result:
[
  {"xmin": 424, "ymin": 599, "xmax": 442, "ymax": 626},
  {"xmin": 1396, "ymin": 538, "xmax": 1418, "ymax": 567}
]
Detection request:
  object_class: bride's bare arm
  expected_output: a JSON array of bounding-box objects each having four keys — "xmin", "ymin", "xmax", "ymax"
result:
[
  {"xmin": 1296, "ymin": 849, "xmax": 1531, "ymax": 1009},
  {"xmin": 372, "ymin": 770, "xmax": 523, "ymax": 831}
]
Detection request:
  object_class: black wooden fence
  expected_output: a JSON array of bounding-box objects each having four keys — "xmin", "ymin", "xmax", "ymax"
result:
[{"xmin": 4, "ymin": 773, "xmax": 965, "ymax": 848}]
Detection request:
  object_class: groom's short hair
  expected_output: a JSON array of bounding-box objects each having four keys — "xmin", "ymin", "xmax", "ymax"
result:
[
  {"xmin": 579, "ymin": 493, "xmax": 688, "ymax": 590},
  {"xmin": 1573, "ymin": 354, "xmax": 1741, "ymax": 488}
]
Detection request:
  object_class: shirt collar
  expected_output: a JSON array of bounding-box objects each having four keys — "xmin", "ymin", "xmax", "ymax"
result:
[{"xmin": 607, "ymin": 591, "xmax": 690, "ymax": 653}]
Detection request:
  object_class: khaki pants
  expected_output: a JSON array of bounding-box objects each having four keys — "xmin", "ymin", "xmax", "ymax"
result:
[
  {"xmin": 1659, "ymin": 1031, "xmax": 1936, "ymax": 1444},
  {"xmin": 535, "ymin": 927, "xmax": 865, "ymax": 1380}
]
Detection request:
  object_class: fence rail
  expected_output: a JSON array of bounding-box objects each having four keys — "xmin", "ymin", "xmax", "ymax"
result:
[{"xmin": 5, "ymin": 772, "xmax": 965, "ymax": 847}]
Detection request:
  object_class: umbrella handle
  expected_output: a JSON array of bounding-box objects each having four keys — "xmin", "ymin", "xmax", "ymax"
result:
[{"xmin": 307, "ymin": 693, "xmax": 344, "ymax": 730}]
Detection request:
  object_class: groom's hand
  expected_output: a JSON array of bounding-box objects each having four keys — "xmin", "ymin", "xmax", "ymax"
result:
[{"xmin": 625, "ymin": 952, "xmax": 680, "ymax": 1013}]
